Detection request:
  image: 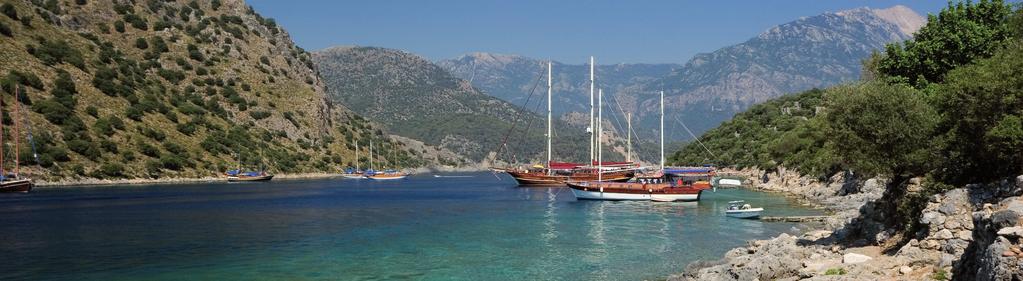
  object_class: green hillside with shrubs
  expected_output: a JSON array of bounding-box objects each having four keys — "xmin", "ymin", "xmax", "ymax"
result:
[
  {"xmin": 672, "ymin": 0, "xmax": 1022, "ymax": 233},
  {"xmin": 0, "ymin": 0, "xmax": 416, "ymax": 181}
]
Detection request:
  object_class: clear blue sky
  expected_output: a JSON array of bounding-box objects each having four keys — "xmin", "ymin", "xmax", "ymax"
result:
[{"xmin": 247, "ymin": 0, "xmax": 949, "ymax": 64}]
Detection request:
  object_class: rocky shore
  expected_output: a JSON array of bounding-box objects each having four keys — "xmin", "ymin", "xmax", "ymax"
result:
[{"xmin": 671, "ymin": 169, "xmax": 1023, "ymax": 280}]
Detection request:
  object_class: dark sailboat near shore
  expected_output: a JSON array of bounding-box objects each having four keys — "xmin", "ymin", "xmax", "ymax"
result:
[{"xmin": 1, "ymin": 86, "xmax": 35, "ymax": 193}]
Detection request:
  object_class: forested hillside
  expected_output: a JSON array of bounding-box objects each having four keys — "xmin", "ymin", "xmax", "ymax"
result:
[
  {"xmin": 672, "ymin": 0, "xmax": 1022, "ymax": 237},
  {"xmin": 313, "ymin": 46, "xmax": 616, "ymax": 164},
  {"xmin": 0, "ymin": 0, "xmax": 412, "ymax": 181}
]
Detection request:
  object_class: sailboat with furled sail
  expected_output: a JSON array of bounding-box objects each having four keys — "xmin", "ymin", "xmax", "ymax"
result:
[
  {"xmin": 1, "ymin": 86, "xmax": 35, "ymax": 193},
  {"xmin": 567, "ymin": 91, "xmax": 714, "ymax": 201},
  {"xmin": 340, "ymin": 140, "xmax": 365, "ymax": 179},
  {"xmin": 503, "ymin": 58, "xmax": 635, "ymax": 186}
]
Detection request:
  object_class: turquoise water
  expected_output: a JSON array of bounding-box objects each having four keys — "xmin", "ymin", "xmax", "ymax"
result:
[{"xmin": 0, "ymin": 173, "xmax": 822, "ymax": 281}]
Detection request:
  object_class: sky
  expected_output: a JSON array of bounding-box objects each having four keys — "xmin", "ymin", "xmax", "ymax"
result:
[{"xmin": 247, "ymin": 0, "xmax": 950, "ymax": 64}]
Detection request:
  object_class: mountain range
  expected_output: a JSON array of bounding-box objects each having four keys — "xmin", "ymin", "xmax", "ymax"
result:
[{"xmin": 440, "ymin": 5, "xmax": 925, "ymax": 141}]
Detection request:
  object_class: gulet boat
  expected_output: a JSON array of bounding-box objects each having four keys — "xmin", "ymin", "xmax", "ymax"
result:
[{"xmin": 1, "ymin": 86, "xmax": 34, "ymax": 193}]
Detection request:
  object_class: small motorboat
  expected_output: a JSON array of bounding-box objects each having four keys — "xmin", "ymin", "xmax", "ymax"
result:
[
  {"xmin": 226, "ymin": 170, "xmax": 274, "ymax": 182},
  {"xmin": 725, "ymin": 200, "xmax": 763, "ymax": 219}
]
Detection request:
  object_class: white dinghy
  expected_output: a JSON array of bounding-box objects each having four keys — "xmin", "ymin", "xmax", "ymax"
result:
[{"xmin": 725, "ymin": 200, "xmax": 764, "ymax": 219}]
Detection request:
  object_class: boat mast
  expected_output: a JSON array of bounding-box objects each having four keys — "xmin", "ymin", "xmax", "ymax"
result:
[
  {"xmin": 589, "ymin": 56, "xmax": 595, "ymax": 164},
  {"xmin": 660, "ymin": 90, "xmax": 665, "ymax": 170},
  {"xmin": 598, "ymin": 89, "xmax": 603, "ymax": 182},
  {"xmin": 355, "ymin": 140, "xmax": 359, "ymax": 171},
  {"xmin": 627, "ymin": 112, "xmax": 632, "ymax": 163},
  {"xmin": 1, "ymin": 86, "xmax": 6, "ymax": 177},
  {"xmin": 13, "ymin": 85, "xmax": 19, "ymax": 177},
  {"xmin": 546, "ymin": 61, "xmax": 552, "ymax": 173},
  {"xmin": 370, "ymin": 140, "xmax": 374, "ymax": 171}
]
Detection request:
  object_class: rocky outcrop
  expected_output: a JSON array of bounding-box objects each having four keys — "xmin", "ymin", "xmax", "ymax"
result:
[{"xmin": 675, "ymin": 171, "xmax": 1023, "ymax": 280}]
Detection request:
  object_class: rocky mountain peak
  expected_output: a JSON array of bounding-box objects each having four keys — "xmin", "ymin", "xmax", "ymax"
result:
[{"xmin": 869, "ymin": 5, "xmax": 926, "ymax": 36}]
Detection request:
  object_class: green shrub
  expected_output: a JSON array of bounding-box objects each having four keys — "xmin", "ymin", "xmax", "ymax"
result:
[
  {"xmin": 113, "ymin": 20, "xmax": 125, "ymax": 32},
  {"xmin": 249, "ymin": 110, "xmax": 270, "ymax": 120},
  {"xmin": 123, "ymin": 14, "xmax": 148, "ymax": 30},
  {"xmin": 85, "ymin": 106, "xmax": 98, "ymax": 117},
  {"xmin": 157, "ymin": 68, "xmax": 185, "ymax": 83},
  {"xmin": 150, "ymin": 36, "xmax": 168, "ymax": 53},
  {"xmin": 31, "ymin": 39, "xmax": 85, "ymax": 69},
  {"xmin": 32, "ymin": 99, "xmax": 72, "ymax": 125},
  {"xmin": 159, "ymin": 154, "xmax": 185, "ymax": 170},
  {"xmin": 824, "ymin": 268, "xmax": 846, "ymax": 275},
  {"xmin": 100, "ymin": 139, "xmax": 118, "ymax": 153},
  {"xmin": 134, "ymin": 37, "xmax": 148, "ymax": 49},
  {"xmin": 7, "ymin": 70, "xmax": 44, "ymax": 90},
  {"xmin": 138, "ymin": 141, "xmax": 161, "ymax": 157},
  {"xmin": 141, "ymin": 127, "xmax": 166, "ymax": 141},
  {"xmin": 97, "ymin": 163, "xmax": 125, "ymax": 178},
  {"xmin": 1, "ymin": 3, "xmax": 17, "ymax": 20},
  {"xmin": 67, "ymin": 139, "xmax": 100, "ymax": 158},
  {"xmin": 0, "ymin": 21, "xmax": 12, "ymax": 37}
]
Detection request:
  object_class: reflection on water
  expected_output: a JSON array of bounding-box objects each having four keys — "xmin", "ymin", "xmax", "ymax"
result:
[{"xmin": 0, "ymin": 173, "xmax": 821, "ymax": 281}]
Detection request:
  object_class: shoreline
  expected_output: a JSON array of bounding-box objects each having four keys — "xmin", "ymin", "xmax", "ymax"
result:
[
  {"xmin": 672, "ymin": 169, "xmax": 1023, "ymax": 280},
  {"xmin": 34, "ymin": 166, "xmax": 493, "ymax": 188}
]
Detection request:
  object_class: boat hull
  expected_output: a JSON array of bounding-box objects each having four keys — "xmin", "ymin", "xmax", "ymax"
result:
[
  {"xmin": 726, "ymin": 208, "xmax": 764, "ymax": 219},
  {"xmin": 0, "ymin": 179, "xmax": 34, "ymax": 193},
  {"xmin": 368, "ymin": 175, "xmax": 407, "ymax": 180},
  {"xmin": 507, "ymin": 171, "xmax": 633, "ymax": 186},
  {"xmin": 227, "ymin": 175, "xmax": 274, "ymax": 182},
  {"xmin": 566, "ymin": 182, "xmax": 706, "ymax": 202},
  {"xmin": 340, "ymin": 174, "xmax": 365, "ymax": 179}
]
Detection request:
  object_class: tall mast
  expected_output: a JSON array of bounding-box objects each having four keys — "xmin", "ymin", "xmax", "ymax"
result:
[
  {"xmin": 598, "ymin": 89, "xmax": 603, "ymax": 182},
  {"xmin": 370, "ymin": 140, "xmax": 374, "ymax": 170},
  {"xmin": 589, "ymin": 56, "xmax": 595, "ymax": 164},
  {"xmin": 1, "ymin": 86, "xmax": 6, "ymax": 177},
  {"xmin": 627, "ymin": 112, "xmax": 632, "ymax": 163},
  {"xmin": 355, "ymin": 141, "xmax": 359, "ymax": 171},
  {"xmin": 660, "ymin": 91, "xmax": 665, "ymax": 170},
  {"xmin": 546, "ymin": 61, "xmax": 552, "ymax": 169},
  {"xmin": 13, "ymin": 85, "xmax": 19, "ymax": 177}
]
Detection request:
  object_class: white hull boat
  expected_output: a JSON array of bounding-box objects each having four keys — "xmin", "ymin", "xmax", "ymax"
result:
[
  {"xmin": 570, "ymin": 187, "xmax": 701, "ymax": 201},
  {"xmin": 726, "ymin": 200, "xmax": 763, "ymax": 219}
]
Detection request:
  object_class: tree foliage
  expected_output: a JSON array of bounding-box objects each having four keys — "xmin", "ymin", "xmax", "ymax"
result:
[{"xmin": 875, "ymin": 0, "xmax": 1014, "ymax": 88}]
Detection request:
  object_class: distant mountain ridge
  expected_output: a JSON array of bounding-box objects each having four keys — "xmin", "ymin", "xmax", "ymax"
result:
[
  {"xmin": 437, "ymin": 53, "xmax": 678, "ymax": 115},
  {"xmin": 439, "ymin": 5, "xmax": 924, "ymax": 141},
  {"xmin": 313, "ymin": 46, "xmax": 603, "ymax": 164}
]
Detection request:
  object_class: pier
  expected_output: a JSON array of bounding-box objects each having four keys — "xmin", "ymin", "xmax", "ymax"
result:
[{"xmin": 760, "ymin": 215, "xmax": 830, "ymax": 222}]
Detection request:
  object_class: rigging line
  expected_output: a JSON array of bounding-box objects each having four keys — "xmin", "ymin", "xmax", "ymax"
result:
[
  {"xmin": 610, "ymin": 93, "xmax": 645, "ymax": 160},
  {"xmin": 518, "ymin": 92, "xmax": 548, "ymax": 163},
  {"xmin": 491, "ymin": 64, "xmax": 546, "ymax": 164},
  {"xmin": 674, "ymin": 115, "xmax": 717, "ymax": 159}
]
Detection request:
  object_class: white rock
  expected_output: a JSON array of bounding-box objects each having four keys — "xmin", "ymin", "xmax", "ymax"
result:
[
  {"xmin": 957, "ymin": 230, "xmax": 973, "ymax": 241},
  {"xmin": 934, "ymin": 229, "xmax": 954, "ymax": 240},
  {"xmin": 843, "ymin": 253, "xmax": 873, "ymax": 264},
  {"xmin": 996, "ymin": 226, "xmax": 1023, "ymax": 238},
  {"xmin": 899, "ymin": 266, "xmax": 913, "ymax": 275}
]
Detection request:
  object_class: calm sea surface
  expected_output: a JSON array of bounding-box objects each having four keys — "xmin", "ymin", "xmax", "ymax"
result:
[{"xmin": 0, "ymin": 173, "xmax": 822, "ymax": 281}]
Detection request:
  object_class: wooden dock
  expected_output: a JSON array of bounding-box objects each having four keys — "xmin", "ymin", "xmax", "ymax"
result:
[{"xmin": 760, "ymin": 215, "xmax": 830, "ymax": 222}]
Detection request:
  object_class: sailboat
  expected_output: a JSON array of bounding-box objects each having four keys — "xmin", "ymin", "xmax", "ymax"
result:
[
  {"xmin": 226, "ymin": 150, "xmax": 273, "ymax": 182},
  {"xmin": 505, "ymin": 59, "xmax": 635, "ymax": 186},
  {"xmin": 1, "ymin": 86, "xmax": 34, "ymax": 193},
  {"xmin": 567, "ymin": 91, "xmax": 715, "ymax": 201},
  {"xmin": 340, "ymin": 140, "xmax": 365, "ymax": 179},
  {"xmin": 365, "ymin": 140, "xmax": 408, "ymax": 180}
]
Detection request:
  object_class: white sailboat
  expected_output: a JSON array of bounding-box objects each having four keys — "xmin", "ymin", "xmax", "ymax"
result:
[{"xmin": 341, "ymin": 140, "xmax": 364, "ymax": 179}]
